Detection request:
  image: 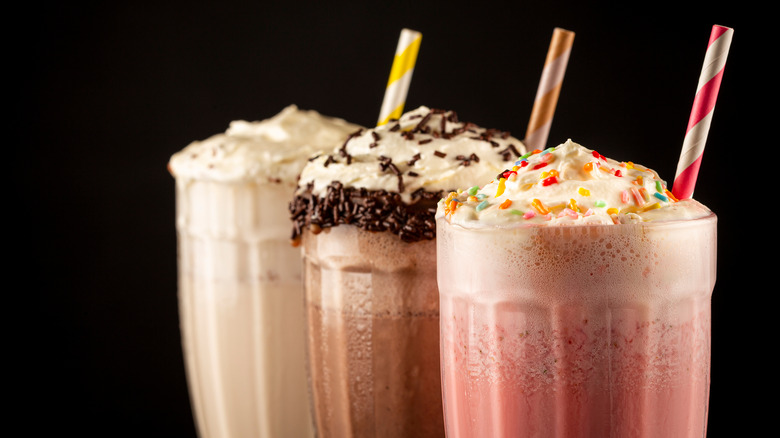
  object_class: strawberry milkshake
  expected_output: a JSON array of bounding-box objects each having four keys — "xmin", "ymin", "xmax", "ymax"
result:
[{"xmin": 436, "ymin": 140, "xmax": 716, "ymax": 438}]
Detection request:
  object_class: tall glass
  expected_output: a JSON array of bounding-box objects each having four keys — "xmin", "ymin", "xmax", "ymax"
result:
[
  {"xmin": 175, "ymin": 179, "xmax": 313, "ymax": 438},
  {"xmin": 437, "ymin": 214, "xmax": 716, "ymax": 438},
  {"xmin": 302, "ymin": 224, "xmax": 445, "ymax": 437}
]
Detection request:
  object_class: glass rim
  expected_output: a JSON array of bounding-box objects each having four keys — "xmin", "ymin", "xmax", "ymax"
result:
[{"xmin": 436, "ymin": 210, "xmax": 717, "ymax": 233}]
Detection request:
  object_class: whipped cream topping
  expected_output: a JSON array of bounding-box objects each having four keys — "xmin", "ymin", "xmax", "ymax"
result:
[
  {"xmin": 169, "ymin": 105, "xmax": 363, "ymax": 185},
  {"xmin": 438, "ymin": 139, "xmax": 712, "ymax": 227},
  {"xmin": 296, "ymin": 106, "xmax": 527, "ymax": 203}
]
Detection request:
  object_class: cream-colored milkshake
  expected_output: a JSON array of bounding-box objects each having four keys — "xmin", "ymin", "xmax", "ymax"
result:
[{"xmin": 169, "ymin": 105, "xmax": 362, "ymax": 438}]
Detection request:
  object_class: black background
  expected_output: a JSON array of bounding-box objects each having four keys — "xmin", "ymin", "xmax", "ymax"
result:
[{"xmin": 20, "ymin": 1, "xmax": 768, "ymax": 437}]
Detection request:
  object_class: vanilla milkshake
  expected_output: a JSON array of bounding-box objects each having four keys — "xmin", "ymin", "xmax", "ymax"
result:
[
  {"xmin": 169, "ymin": 105, "xmax": 362, "ymax": 438},
  {"xmin": 290, "ymin": 106, "xmax": 526, "ymax": 437},
  {"xmin": 436, "ymin": 140, "xmax": 716, "ymax": 437}
]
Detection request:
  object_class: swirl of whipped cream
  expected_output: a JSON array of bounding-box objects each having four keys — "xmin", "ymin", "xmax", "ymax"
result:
[
  {"xmin": 438, "ymin": 139, "xmax": 712, "ymax": 227},
  {"xmin": 168, "ymin": 105, "xmax": 363, "ymax": 185},
  {"xmin": 296, "ymin": 106, "xmax": 527, "ymax": 203}
]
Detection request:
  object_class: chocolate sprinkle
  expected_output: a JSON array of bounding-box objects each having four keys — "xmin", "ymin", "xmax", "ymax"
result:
[
  {"xmin": 289, "ymin": 108, "xmax": 521, "ymax": 244},
  {"xmin": 415, "ymin": 111, "xmax": 432, "ymax": 131},
  {"xmin": 289, "ymin": 181, "xmax": 443, "ymax": 243},
  {"xmin": 388, "ymin": 162, "xmax": 401, "ymax": 175},
  {"xmin": 455, "ymin": 153, "xmax": 480, "ymax": 167},
  {"xmin": 497, "ymin": 144, "xmax": 522, "ymax": 161}
]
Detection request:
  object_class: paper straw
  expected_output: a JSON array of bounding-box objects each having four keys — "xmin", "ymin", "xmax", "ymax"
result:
[
  {"xmin": 672, "ymin": 25, "xmax": 733, "ymax": 200},
  {"xmin": 377, "ymin": 28, "xmax": 422, "ymax": 126},
  {"xmin": 524, "ymin": 27, "xmax": 575, "ymax": 150}
]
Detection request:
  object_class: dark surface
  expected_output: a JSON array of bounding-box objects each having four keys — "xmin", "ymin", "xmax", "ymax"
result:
[{"xmin": 21, "ymin": 1, "xmax": 766, "ymax": 436}]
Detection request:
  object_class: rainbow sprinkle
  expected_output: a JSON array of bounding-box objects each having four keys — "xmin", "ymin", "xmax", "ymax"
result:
[
  {"xmin": 639, "ymin": 187, "xmax": 650, "ymax": 202},
  {"xmin": 441, "ymin": 142, "xmax": 684, "ymax": 224},
  {"xmin": 541, "ymin": 175, "xmax": 558, "ymax": 186},
  {"xmin": 630, "ymin": 188, "xmax": 645, "ymax": 207},
  {"xmin": 531, "ymin": 199, "xmax": 550, "ymax": 215},
  {"xmin": 495, "ymin": 178, "xmax": 506, "ymax": 197}
]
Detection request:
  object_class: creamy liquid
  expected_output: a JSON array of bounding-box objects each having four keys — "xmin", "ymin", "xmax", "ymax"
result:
[
  {"xmin": 302, "ymin": 225, "xmax": 444, "ymax": 438},
  {"xmin": 176, "ymin": 180, "xmax": 313, "ymax": 438},
  {"xmin": 437, "ymin": 216, "xmax": 716, "ymax": 438}
]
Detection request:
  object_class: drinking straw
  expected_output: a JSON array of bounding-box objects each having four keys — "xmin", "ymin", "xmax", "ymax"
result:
[
  {"xmin": 524, "ymin": 27, "xmax": 575, "ymax": 150},
  {"xmin": 672, "ymin": 25, "xmax": 733, "ymax": 200},
  {"xmin": 377, "ymin": 28, "xmax": 422, "ymax": 126}
]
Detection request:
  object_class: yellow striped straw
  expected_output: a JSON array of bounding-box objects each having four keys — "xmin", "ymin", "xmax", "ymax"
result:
[
  {"xmin": 524, "ymin": 27, "xmax": 575, "ymax": 150},
  {"xmin": 377, "ymin": 28, "xmax": 422, "ymax": 126}
]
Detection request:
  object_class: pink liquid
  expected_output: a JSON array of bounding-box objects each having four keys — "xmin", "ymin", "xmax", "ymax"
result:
[{"xmin": 437, "ymin": 216, "xmax": 716, "ymax": 438}]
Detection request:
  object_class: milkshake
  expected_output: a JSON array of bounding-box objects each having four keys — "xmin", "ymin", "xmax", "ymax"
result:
[
  {"xmin": 290, "ymin": 106, "xmax": 526, "ymax": 437},
  {"xmin": 436, "ymin": 140, "xmax": 716, "ymax": 438},
  {"xmin": 169, "ymin": 105, "xmax": 362, "ymax": 438}
]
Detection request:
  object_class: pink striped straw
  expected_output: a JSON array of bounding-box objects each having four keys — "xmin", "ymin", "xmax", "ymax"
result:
[{"xmin": 671, "ymin": 25, "xmax": 733, "ymax": 200}]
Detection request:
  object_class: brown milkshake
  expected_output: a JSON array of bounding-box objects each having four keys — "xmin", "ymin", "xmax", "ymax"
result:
[
  {"xmin": 290, "ymin": 106, "xmax": 526, "ymax": 437},
  {"xmin": 303, "ymin": 225, "xmax": 439, "ymax": 437}
]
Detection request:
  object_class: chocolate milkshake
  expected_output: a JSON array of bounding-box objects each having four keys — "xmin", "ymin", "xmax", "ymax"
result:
[{"xmin": 290, "ymin": 106, "xmax": 526, "ymax": 437}]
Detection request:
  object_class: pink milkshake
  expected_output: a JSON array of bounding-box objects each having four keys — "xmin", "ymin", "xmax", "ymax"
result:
[{"xmin": 436, "ymin": 140, "xmax": 716, "ymax": 438}]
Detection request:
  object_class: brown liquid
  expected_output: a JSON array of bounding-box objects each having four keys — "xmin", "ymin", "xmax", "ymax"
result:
[{"xmin": 303, "ymin": 225, "xmax": 444, "ymax": 438}]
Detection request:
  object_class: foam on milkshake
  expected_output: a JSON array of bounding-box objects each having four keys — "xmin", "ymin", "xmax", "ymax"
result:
[
  {"xmin": 169, "ymin": 104, "xmax": 363, "ymax": 186},
  {"xmin": 290, "ymin": 106, "xmax": 527, "ymax": 242},
  {"xmin": 438, "ymin": 139, "xmax": 711, "ymax": 228}
]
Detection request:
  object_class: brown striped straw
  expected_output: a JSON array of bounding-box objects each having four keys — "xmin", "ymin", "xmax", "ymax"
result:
[{"xmin": 524, "ymin": 28, "xmax": 575, "ymax": 150}]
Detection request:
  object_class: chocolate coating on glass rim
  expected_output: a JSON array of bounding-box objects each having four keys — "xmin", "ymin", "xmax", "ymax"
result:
[
  {"xmin": 290, "ymin": 108, "xmax": 525, "ymax": 245},
  {"xmin": 289, "ymin": 181, "xmax": 443, "ymax": 244}
]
